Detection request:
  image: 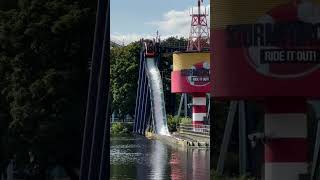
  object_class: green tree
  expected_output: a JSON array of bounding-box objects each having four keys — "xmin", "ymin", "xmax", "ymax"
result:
[
  {"xmin": 0, "ymin": 0, "xmax": 97, "ymax": 179},
  {"xmin": 161, "ymin": 37, "xmax": 188, "ymax": 115},
  {"xmin": 109, "ymin": 37, "xmax": 187, "ymax": 119},
  {"xmin": 110, "ymin": 42, "xmax": 140, "ymax": 120}
]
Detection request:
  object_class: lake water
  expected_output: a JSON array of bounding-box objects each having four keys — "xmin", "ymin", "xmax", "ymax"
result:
[{"xmin": 110, "ymin": 135, "xmax": 210, "ymax": 180}]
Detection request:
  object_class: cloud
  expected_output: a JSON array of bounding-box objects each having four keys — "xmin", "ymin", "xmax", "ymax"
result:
[
  {"xmin": 111, "ymin": 33, "xmax": 154, "ymax": 45},
  {"xmin": 111, "ymin": 4, "xmax": 210, "ymax": 45},
  {"xmin": 147, "ymin": 5, "xmax": 210, "ymax": 37},
  {"xmin": 111, "ymin": 33, "xmax": 185, "ymax": 45},
  {"xmin": 146, "ymin": 9, "xmax": 190, "ymax": 37}
]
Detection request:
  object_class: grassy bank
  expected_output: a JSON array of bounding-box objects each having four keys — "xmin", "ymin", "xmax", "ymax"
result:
[
  {"xmin": 167, "ymin": 115, "xmax": 192, "ymax": 132},
  {"xmin": 111, "ymin": 122, "xmax": 133, "ymax": 136}
]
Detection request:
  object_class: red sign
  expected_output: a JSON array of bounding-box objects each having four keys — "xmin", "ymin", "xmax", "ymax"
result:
[
  {"xmin": 172, "ymin": 61, "xmax": 210, "ymax": 93},
  {"xmin": 211, "ymin": 0, "xmax": 320, "ymax": 99}
]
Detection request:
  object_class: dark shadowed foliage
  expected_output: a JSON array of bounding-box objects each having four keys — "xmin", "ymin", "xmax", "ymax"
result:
[{"xmin": 0, "ymin": 0, "xmax": 97, "ymax": 179}]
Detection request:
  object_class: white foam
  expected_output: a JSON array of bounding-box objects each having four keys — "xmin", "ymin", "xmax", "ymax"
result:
[{"xmin": 145, "ymin": 57, "xmax": 170, "ymax": 136}]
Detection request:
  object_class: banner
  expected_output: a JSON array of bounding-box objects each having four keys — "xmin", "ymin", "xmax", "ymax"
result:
[
  {"xmin": 211, "ymin": 0, "xmax": 320, "ymax": 98},
  {"xmin": 171, "ymin": 52, "xmax": 211, "ymax": 93}
]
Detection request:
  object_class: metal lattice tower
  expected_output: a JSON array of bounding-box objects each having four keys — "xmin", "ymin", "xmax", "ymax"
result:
[{"xmin": 187, "ymin": 0, "xmax": 210, "ymax": 52}]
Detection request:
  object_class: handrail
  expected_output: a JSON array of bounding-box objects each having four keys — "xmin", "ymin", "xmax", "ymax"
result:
[{"xmin": 178, "ymin": 123, "xmax": 210, "ymax": 137}]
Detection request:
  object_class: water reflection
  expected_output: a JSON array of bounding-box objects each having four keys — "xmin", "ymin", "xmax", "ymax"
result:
[
  {"xmin": 170, "ymin": 152, "xmax": 184, "ymax": 180},
  {"xmin": 111, "ymin": 136, "xmax": 210, "ymax": 180},
  {"xmin": 148, "ymin": 140, "xmax": 169, "ymax": 179}
]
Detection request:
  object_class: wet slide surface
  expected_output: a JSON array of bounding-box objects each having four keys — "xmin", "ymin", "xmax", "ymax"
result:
[{"xmin": 145, "ymin": 57, "xmax": 170, "ymax": 135}]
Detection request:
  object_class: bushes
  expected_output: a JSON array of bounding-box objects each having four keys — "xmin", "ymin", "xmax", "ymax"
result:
[
  {"xmin": 167, "ymin": 115, "xmax": 180, "ymax": 132},
  {"xmin": 167, "ymin": 115, "xmax": 192, "ymax": 132},
  {"xmin": 111, "ymin": 123, "xmax": 133, "ymax": 136},
  {"xmin": 180, "ymin": 117, "xmax": 192, "ymax": 125}
]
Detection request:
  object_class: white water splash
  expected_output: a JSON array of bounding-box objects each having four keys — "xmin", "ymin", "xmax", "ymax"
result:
[{"xmin": 145, "ymin": 57, "xmax": 170, "ymax": 136}]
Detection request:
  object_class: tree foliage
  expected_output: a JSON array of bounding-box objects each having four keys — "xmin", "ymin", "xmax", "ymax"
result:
[
  {"xmin": 110, "ymin": 42, "xmax": 140, "ymax": 119},
  {"xmin": 110, "ymin": 37, "xmax": 188, "ymax": 119},
  {"xmin": 0, "ymin": 0, "xmax": 96, "ymax": 178},
  {"xmin": 160, "ymin": 37, "xmax": 188, "ymax": 115}
]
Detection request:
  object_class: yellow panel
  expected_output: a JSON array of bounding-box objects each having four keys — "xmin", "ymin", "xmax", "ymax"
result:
[
  {"xmin": 211, "ymin": 0, "xmax": 320, "ymax": 29},
  {"xmin": 173, "ymin": 52, "xmax": 210, "ymax": 71}
]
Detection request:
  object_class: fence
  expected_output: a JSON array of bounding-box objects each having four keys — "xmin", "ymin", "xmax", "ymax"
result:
[
  {"xmin": 178, "ymin": 124, "xmax": 210, "ymax": 137},
  {"xmin": 110, "ymin": 114, "xmax": 134, "ymax": 123}
]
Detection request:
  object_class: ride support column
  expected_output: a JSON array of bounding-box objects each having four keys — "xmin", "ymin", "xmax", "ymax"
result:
[
  {"xmin": 192, "ymin": 93, "xmax": 207, "ymax": 129},
  {"xmin": 264, "ymin": 100, "xmax": 308, "ymax": 180}
]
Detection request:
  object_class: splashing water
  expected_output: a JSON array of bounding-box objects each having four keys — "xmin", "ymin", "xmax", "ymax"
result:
[{"xmin": 145, "ymin": 57, "xmax": 170, "ymax": 136}]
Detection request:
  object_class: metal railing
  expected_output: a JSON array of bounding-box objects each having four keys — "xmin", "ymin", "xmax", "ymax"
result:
[
  {"xmin": 161, "ymin": 41, "xmax": 188, "ymax": 49},
  {"xmin": 178, "ymin": 124, "xmax": 210, "ymax": 137}
]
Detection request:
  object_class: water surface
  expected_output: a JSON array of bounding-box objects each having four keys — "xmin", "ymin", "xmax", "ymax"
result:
[{"xmin": 111, "ymin": 135, "xmax": 210, "ymax": 180}]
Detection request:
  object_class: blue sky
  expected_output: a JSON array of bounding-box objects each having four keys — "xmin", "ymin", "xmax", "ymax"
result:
[{"xmin": 111, "ymin": 0, "xmax": 210, "ymax": 45}]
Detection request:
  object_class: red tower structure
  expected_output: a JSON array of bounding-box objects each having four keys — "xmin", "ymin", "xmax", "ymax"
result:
[
  {"xmin": 187, "ymin": 0, "xmax": 210, "ymax": 52},
  {"xmin": 171, "ymin": 0, "xmax": 210, "ymax": 128},
  {"xmin": 188, "ymin": 0, "xmax": 210, "ymax": 128}
]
